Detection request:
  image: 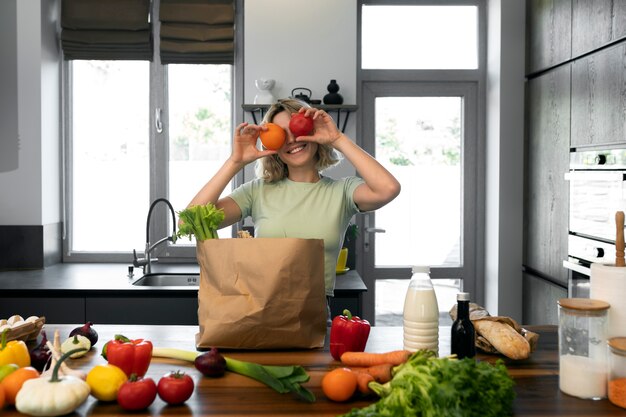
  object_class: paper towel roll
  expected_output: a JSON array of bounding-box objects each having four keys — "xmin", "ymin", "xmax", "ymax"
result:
[{"xmin": 590, "ymin": 263, "xmax": 626, "ymax": 338}]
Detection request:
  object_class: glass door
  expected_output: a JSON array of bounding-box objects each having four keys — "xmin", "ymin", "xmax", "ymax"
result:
[{"xmin": 359, "ymin": 82, "xmax": 479, "ymax": 324}]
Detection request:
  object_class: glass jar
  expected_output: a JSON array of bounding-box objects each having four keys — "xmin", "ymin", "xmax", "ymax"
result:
[
  {"xmin": 558, "ymin": 298, "xmax": 610, "ymax": 400},
  {"xmin": 608, "ymin": 337, "xmax": 626, "ymax": 408}
]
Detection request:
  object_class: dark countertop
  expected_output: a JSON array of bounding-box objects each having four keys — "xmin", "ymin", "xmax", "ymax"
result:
[{"xmin": 0, "ymin": 263, "xmax": 366, "ymax": 296}]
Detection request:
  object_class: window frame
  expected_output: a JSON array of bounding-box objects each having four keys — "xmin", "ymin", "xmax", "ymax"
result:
[
  {"xmin": 356, "ymin": 0, "xmax": 487, "ymax": 321},
  {"xmin": 62, "ymin": 0, "xmax": 245, "ymax": 263}
]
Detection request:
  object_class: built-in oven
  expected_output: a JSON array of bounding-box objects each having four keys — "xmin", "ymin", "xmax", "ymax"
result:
[{"xmin": 563, "ymin": 149, "xmax": 626, "ymax": 297}]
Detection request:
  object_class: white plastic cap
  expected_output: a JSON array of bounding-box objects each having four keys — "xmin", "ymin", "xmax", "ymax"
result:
[
  {"xmin": 411, "ymin": 265, "xmax": 430, "ymax": 274},
  {"xmin": 457, "ymin": 292, "xmax": 471, "ymax": 301}
]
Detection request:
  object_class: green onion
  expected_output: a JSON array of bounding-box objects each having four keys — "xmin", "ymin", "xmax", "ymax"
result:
[{"xmin": 152, "ymin": 347, "xmax": 315, "ymax": 403}]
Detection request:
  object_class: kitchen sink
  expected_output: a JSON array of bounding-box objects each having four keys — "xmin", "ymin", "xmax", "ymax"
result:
[{"xmin": 132, "ymin": 273, "xmax": 199, "ymax": 287}]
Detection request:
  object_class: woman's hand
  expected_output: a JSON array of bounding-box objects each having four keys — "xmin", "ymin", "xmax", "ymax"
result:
[
  {"xmin": 230, "ymin": 122, "xmax": 277, "ymax": 165},
  {"xmin": 295, "ymin": 108, "xmax": 343, "ymax": 147}
]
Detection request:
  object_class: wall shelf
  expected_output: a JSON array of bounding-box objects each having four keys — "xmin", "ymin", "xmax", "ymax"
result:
[{"xmin": 242, "ymin": 104, "xmax": 358, "ymax": 133}]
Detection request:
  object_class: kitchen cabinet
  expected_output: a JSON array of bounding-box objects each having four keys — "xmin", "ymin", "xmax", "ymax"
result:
[
  {"xmin": 85, "ymin": 296, "xmax": 198, "ymax": 325},
  {"xmin": 526, "ymin": 0, "xmax": 571, "ymax": 75},
  {"xmin": 524, "ymin": 64, "xmax": 570, "ymax": 286},
  {"xmin": 522, "ymin": 271, "xmax": 567, "ymax": 325},
  {"xmin": 571, "ymin": 0, "xmax": 626, "ymax": 58},
  {"xmin": 0, "ymin": 264, "xmax": 367, "ymax": 325},
  {"xmin": 0, "ymin": 297, "xmax": 84, "ymax": 324},
  {"xmin": 571, "ymin": 0, "xmax": 614, "ymax": 57},
  {"xmin": 571, "ymin": 44, "xmax": 626, "ymax": 148},
  {"xmin": 615, "ymin": 1, "xmax": 626, "ymax": 40}
]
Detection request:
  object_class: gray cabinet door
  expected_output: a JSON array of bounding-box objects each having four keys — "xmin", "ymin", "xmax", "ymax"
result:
[
  {"xmin": 572, "ymin": 0, "xmax": 614, "ymax": 57},
  {"xmin": 571, "ymin": 44, "xmax": 626, "ymax": 148},
  {"xmin": 0, "ymin": 297, "xmax": 86, "ymax": 324},
  {"xmin": 526, "ymin": 0, "xmax": 571, "ymax": 75},
  {"xmin": 522, "ymin": 272, "xmax": 567, "ymax": 325},
  {"xmin": 525, "ymin": 65, "xmax": 570, "ymax": 285},
  {"xmin": 86, "ymin": 296, "xmax": 198, "ymax": 325}
]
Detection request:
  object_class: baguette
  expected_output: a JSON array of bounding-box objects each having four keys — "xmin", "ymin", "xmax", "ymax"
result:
[{"xmin": 473, "ymin": 319, "xmax": 531, "ymax": 360}]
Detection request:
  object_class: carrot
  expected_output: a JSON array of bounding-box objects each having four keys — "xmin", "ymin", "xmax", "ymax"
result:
[
  {"xmin": 363, "ymin": 363, "xmax": 393, "ymax": 383},
  {"xmin": 354, "ymin": 371, "xmax": 374, "ymax": 395},
  {"xmin": 340, "ymin": 350, "xmax": 411, "ymax": 367}
]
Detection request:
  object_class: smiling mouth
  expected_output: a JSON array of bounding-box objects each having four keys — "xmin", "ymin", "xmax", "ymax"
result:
[{"xmin": 287, "ymin": 144, "xmax": 306, "ymax": 154}]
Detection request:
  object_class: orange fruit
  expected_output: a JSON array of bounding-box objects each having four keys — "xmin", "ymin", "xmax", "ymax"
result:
[
  {"xmin": 0, "ymin": 383, "xmax": 5, "ymax": 410},
  {"xmin": 1, "ymin": 366, "xmax": 39, "ymax": 405},
  {"xmin": 259, "ymin": 123, "xmax": 286, "ymax": 150},
  {"xmin": 321, "ymin": 367, "xmax": 358, "ymax": 402}
]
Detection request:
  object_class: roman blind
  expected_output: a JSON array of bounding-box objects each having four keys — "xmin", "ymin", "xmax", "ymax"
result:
[
  {"xmin": 61, "ymin": 0, "xmax": 152, "ymax": 60},
  {"xmin": 159, "ymin": 0, "xmax": 234, "ymax": 64}
]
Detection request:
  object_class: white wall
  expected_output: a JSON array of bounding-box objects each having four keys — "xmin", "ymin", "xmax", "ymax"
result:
[
  {"xmin": 243, "ymin": 0, "xmax": 357, "ymax": 181},
  {"xmin": 244, "ymin": 0, "xmax": 356, "ymax": 107},
  {"xmin": 0, "ymin": 0, "xmax": 61, "ymax": 226}
]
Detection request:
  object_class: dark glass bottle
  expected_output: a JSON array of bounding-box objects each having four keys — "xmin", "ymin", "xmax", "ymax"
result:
[{"xmin": 451, "ymin": 292, "xmax": 476, "ymax": 359}]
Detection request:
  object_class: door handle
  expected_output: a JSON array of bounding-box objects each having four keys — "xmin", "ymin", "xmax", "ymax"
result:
[
  {"xmin": 155, "ymin": 108, "xmax": 163, "ymax": 133},
  {"xmin": 363, "ymin": 214, "xmax": 385, "ymax": 253}
]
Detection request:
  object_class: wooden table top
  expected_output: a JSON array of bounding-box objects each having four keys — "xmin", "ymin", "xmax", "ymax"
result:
[{"xmin": 4, "ymin": 324, "xmax": 625, "ymax": 416}]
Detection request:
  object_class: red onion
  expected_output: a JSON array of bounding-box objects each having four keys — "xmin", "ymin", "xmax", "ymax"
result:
[
  {"xmin": 29, "ymin": 330, "xmax": 51, "ymax": 372},
  {"xmin": 69, "ymin": 321, "xmax": 99, "ymax": 347},
  {"xmin": 194, "ymin": 347, "xmax": 226, "ymax": 377}
]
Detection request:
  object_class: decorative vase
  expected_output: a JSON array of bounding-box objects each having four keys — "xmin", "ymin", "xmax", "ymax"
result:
[
  {"xmin": 323, "ymin": 79, "xmax": 344, "ymax": 105},
  {"xmin": 254, "ymin": 78, "xmax": 276, "ymax": 104}
]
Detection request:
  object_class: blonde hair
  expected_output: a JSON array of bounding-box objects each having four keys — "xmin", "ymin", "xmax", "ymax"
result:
[{"xmin": 255, "ymin": 98, "xmax": 341, "ymax": 182}]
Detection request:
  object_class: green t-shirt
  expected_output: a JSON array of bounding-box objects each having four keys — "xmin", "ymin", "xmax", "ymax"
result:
[{"xmin": 229, "ymin": 176, "xmax": 364, "ymax": 296}]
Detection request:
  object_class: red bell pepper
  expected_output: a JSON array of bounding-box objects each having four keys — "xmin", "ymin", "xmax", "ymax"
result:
[
  {"xmin": 102, "ymin": 334, "xmax": 153, "ymax": 377},
  {"xmin": 329, "ymin": 309, "xmax": 371, "ymax": 361}
]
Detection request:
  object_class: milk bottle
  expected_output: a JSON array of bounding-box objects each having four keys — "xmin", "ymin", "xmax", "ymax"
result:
[{"xmin": 403, "ymin": 266, "xmax": 439, "ymax": 354}]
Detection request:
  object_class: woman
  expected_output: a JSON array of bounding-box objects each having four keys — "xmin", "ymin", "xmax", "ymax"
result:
[{"xmin": 188, "ymin": 98, "xmax": 400, "ymax": 300}]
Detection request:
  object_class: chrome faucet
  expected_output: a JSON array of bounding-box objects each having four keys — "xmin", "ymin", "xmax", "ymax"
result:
[{"xmin": 133, "ymin": 198, "xmax": 177, "ymax": 274}]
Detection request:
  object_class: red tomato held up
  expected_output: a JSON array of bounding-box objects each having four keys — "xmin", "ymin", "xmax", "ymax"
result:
[
  {"xmin": 289, "ymin": 113, "xmax": 314, "ymax": 137},
  {"xmin": 117, "ymin": 376, "xmax": 157, "ymax": 411},
  {"xmin": 157, "ymin": 371, "xmax": 195, "ymax": 405}
]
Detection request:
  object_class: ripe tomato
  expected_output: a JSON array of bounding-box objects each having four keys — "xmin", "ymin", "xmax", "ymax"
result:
[
  {"xmin": 289, "ymin": 113, "xmax": 314, "ymax": 137},
  {"xmin": 157, "ymin": 371, "xmax": 195, "ymax": 405},
  {"xmin": 259, "ymin": 123, "xmax": 286, "ymax": 150},
  {"xmin": 117, "ymin": 376, "xmax": 157, "ymax": 411}
]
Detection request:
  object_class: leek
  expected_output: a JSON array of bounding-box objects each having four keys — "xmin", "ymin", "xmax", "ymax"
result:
[{"xmin": 152, "ymin": 347, "xmax": 315, "ymax": 403}]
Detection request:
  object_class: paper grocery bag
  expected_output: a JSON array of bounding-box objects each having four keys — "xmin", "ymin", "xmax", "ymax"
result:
[{"xmin": 195, "ymin": 238, "xmax": 327, "ymax": 349}]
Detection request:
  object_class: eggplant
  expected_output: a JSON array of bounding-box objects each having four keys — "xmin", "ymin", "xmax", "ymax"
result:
[
  {"xmin": 29, "ymin": 330, "xmax": 51, "ymax": 372},
  {"xmin": 69, "ymin": 321, "xmax": 98, "ymax": 347},
  {"xmin": 194, "ymin": 347, "xmax": 226, "ymax": 377}
]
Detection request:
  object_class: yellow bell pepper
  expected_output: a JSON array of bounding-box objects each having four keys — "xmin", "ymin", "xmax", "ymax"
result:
[{"xmin": 0, "ymin": 329, "xmax": 30, "ymax": 368}]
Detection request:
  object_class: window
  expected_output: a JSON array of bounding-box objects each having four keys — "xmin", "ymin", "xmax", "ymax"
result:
[
  {"xmin": 66, "ymin": 61, "xmax": 233, "ymax": 261},
  {"xmin": 167, "ymin": 64, "xmax": 233, "ymax": 244},
  {"xmin": 357, "ymin": 1, "xmax": 485, "ymax": 324},
  {"xmin": 70, "ymin": 61, "xmax": 150, "ymax": 253},
  {"xmin": 61, "ymin": 0, "xmax": 238, "ymax": 261},
  {"xmin": 361, "ymin": 4, "xmax": 478, "ymax": 69}
]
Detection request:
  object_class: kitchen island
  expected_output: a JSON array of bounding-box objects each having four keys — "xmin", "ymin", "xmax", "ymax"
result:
[{"xmin": 3, "ymin": 324, "xmax": 624, "ymax": 416}]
